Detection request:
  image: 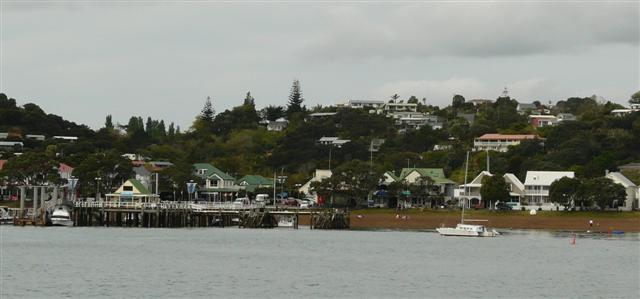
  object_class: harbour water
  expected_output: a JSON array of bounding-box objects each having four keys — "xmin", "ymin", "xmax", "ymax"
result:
[{"xmin": 1, "ymin": 227, "xmax": 639, "ymax": 298}]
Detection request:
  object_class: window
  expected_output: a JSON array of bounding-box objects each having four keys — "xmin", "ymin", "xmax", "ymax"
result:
[{"xmin": 123, "ymin": 186, "xmax": 133, "ymax": 191}]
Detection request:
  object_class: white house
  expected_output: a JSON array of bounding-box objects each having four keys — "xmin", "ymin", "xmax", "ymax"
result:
[
  {"xmin": 454, "ymin": 171, "xmax": 525, "ymax": 207},
  {"xmin": 473, "ymin": 134, "xmax": 539, "ymax": 152},
  {"xmin": 383, "ymin": 102, "xmax": 418, "ymax": 113},
  {"xmin": 523, "ymin": 171, "xmax": 574, "ymax": 208},
  {"xmin": 266, "ymin": 117, "xmax": 288, "ymax": 131},
  {"xmin": 343, "ymin": 100, "xmax": 385, "ymax": 110},
  {"xmin": 605, "ymin": 172, "xmax": 638, "ymax": 211},
  {"xmin": 318, "ymin": 137, "xmax": 350, "ymax": 146}
]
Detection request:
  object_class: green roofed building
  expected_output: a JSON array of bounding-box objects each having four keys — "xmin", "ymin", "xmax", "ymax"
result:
[
  {"xmin": 193, "ymin": 163, "xmax": 240, "ymax": 201},
  {"xmin": 383, "ymin": 168, "xmax": 458, "ymax": 199},
  {"xmin": 106, "ymin": 179, "xmax": 160, "ymax": 203},
  {"xmin": 237, "ymin": 175, "xmax": 274, "ymax": 193}
]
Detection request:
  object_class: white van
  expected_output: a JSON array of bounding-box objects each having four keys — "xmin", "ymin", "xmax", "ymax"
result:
[{"xmin": 255, "ymin": 194, "xmax": 270, "ymax": 203}]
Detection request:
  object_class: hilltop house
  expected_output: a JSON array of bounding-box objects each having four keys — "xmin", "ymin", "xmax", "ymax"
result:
[
  {"xmin": 523, "ymin": 171, "xmax": 574, "ymax": 209},
  {"xmin": 237, "ymin": 175, "xmax": 274, "ymax": 194},
  {"xmin": 605, "ymin": 171, "xmax": 639, "ymax": 211},
  {"xmin": 266, "ymin": 118, "xmax": 288, "ymax": 131},
  {"xmin": 342, "ymin": 100, "xmax": 385, "ymax": 111},
  {"xmin": 193, "ymin": 163, "xmax": 240, "ymax": 201},
  {"xmin": 105, "ymin": 179, "xmax": 159, "ymax": 204},
  {"xmin": 383, "ymin": 168, "xmax": 457, "ymax": 199},
  {"xmin": 454, "ymin": 171, "xmax": 525, "ymax": 207},
  {"xmin": 528, "ymin": 115, "xmax": 558, "ymax": 128},
  {"xmin": 473, "ymin": 134, "xmax": 539, "ymax": 152},
  {"xmin": 516, "ymin": 103, "xmax": 537, "ymax": 114}
]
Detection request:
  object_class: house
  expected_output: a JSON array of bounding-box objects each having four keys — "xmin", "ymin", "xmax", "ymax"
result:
[
  {"xmin": 299, "ymin": 169, "xmax": 332, "ymax": 201},
  {"xmin": 468, "ymin": 99, "xmax": 492, "ymax": 106},
  {"xmin": 473, "ymin": 134, "xmax": 539, "ymax": 152},
  {"xmin": 266, "ymin": 118, "xmax": 288, "ymax": 131},
  {"xmin": 122, "ymin": 153, "xmax": 149, "ymax": 161},
  {"xmin": 523, "ymin": 171, "xmax": 574, "ymax": 208},
  {"xmin": 193, "ymin": 163, "xmax": 240, "ymax": 201},
  {"xmin": 619, "ymin": 162, "xmax": 640, "ymax": 172},
  {"xmin": 343, "ymin": 100, "xmax": 385, "ymax": 110},
  {"xmin": 454, "ymin": 171, "xmax": 525, "ymax": 207},
  {"xmin": 25, "ymin": 134, "xmax": 45, "ymax": 141},
  {"xmin": 605, "ymin": 172, "xmax": 638, "ymax": 211},
  {"xmin": 148, "ymin": 161, "xmax": 173, "ymax": 172},
  {"xmin": 517, "ymin": 103, "xmax": 537, "ymax": 114},
  {"xmin": 556, "ymin": 113, "xmax": 576, "ymax": 122},
  {"xmin": 528, "ymin": 115, "xmax": 558, "ymax": 128},
  {"xmin": 383, "ymin": 168, "xmax": 458, "ymax": 199},
  {"xmin": 394, "ymin": 113, "xmax": 443, "ymax": 131},
  {"xmin": 0, "ymin": 141, "xmax": 23, "ymax": 152},
  {"xmin": 58, "ymin": 163, "xmax": 74, "ymax": 180},
  {"xmin": 383, "ymin": 102, "xmax": 418, "ymax": 113},
  {"xmin": 105, "ymin": 179, "xmax": 159, "ymax": 204},
  {"xmin": 53, "ymin": 136, "xmax": 78, "ymax": 142},
  {"xmin": 318, "ymin": 137, "xmax": 350, "ymax": 146},
  {"xmin": 237, "ymin": 175, "xmax": 274, "ymax": 193},
  {"xmin": 307, "ymin": 112, "xmax": 337, "ymax": 120}
]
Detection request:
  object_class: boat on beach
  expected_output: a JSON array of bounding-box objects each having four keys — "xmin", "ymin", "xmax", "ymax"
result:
[
  {"xmin": 436, "ymin": 151, "xmax": 499, "ymax": 237},
  {"xmin": 50, "ymin": 204, "xmax": 74, "ymax": 226}
]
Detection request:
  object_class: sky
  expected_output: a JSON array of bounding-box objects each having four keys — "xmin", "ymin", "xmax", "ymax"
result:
[{"xmin": 1, "ymin": 0, "xmax": 639, "ymax": 130}]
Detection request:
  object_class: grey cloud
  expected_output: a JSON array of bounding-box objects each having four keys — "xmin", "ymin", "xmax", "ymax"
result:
[{"xmin": 300, "ymin": 3, "xmax": 639, "ymax": 60}]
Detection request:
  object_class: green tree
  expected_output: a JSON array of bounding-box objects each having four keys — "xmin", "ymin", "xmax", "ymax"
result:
[
  {"xmin": 630, "ymin": 91, "xmax": 640, "ymax": 105},
  {"xmin": 243, "ymin": 91, "xmax": 255, "ymax": 107},
  {"xmin": 581, "ymin": 177, "xmax": 626, "ymax": 210},
  {"xmin": 549, "ymin": 176, "xmax": 581, "ymax": 209},
  {"xmin": 480, "ymin": 174, "xmax": 510, "ymax": 209},
  {"xmin": 200, "ymin": 96, "xmax": 215, "ymax": 122},
  {"xmin": 105, "ymin": 115, "xmax": 114, "ymax": 129},
  {"xmin": 286, "ymin": 80, "xmax": 304, "ymax": 118},
  {"xmin": 452, "ymin": 94, "xmax": 465, "ymax": 109}
]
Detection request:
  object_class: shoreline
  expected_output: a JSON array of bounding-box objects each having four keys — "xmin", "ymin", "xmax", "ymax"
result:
[{"xmin": 337, "ymin": 209, "xmax": 640, "ymax": 233}]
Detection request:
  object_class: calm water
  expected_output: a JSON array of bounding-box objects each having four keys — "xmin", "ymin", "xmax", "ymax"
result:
[{"xmin": 1, "ymin": 227, "xmax": 639, "ymax": 298}]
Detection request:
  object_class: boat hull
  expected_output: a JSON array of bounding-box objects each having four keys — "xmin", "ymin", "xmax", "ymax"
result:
[{"xmin": 51, "ymin": 219, "xmax": 74, "ymax": 226}]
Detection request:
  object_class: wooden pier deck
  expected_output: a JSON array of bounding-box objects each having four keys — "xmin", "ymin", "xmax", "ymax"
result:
[{"xmin": 71, "ymin": 201, "xmax": 349, "ymax": 229}]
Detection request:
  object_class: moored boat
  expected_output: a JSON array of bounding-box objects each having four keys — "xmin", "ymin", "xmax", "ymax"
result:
[{"xmin": 50, "ymin": 204, "xmax": 74, "ymax": 226}]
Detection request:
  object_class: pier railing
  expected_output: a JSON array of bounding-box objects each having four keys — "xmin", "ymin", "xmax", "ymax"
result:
[{"xmin": 73, "ymin": 201, "xmax": 264, "ymax": 210}]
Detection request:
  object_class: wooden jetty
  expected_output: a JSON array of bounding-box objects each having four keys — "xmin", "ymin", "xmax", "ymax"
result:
[{"xmin": 71, "ymin": 201, "xmax": 349, "ymax": 229}]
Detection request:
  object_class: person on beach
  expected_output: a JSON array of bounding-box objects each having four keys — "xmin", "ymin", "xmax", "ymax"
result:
[{"xmin": 589, "ymin": 219, "xmax": 593, "ymax": 227}]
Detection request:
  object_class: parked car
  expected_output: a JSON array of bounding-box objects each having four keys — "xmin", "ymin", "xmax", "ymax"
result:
[
  {"xmin": 299, "ymin": 200, "xmax": 311, "ymax": 209},
  {"xmin": 233, "ymin": 197, "xmax": 250, "ymax": 208},
  {"xmin": 496, "ymin": 203, "xmax": 512, "ymax": 211}
]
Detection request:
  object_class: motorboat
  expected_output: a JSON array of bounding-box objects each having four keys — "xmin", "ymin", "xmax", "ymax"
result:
[
  {"xmin": 50, "ymin": 204, "xmax": 73, "ymax": 226},
  {"xmin": 0, "ymin": 206, "xmax": 13, "ymax": 224},
  {"xmin": 277, "ymin": 215, "xmax": 294, "ymax": 227}
]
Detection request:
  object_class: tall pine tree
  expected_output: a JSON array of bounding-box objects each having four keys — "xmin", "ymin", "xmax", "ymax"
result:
[
  {"xmin": 243, "ymin": 92, "xmax": 255, "ymax": 107},
  {"xmin": 200, "ymin": 96, "xmax": 215, "ymax": 122},
  {"xmin": 286, "ymin": 79, "xmax": 304, "ymax": 118}
]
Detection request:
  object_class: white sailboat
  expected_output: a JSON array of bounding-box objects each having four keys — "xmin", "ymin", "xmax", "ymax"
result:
[{"xmin": 436, "ymin": 151, "xmax": 499, "ymax": 237}]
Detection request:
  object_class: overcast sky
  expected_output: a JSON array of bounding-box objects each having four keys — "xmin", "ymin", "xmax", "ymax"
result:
[{"xmin": 1, "ymin": 0, "xmax": 638, "ymax": 129}]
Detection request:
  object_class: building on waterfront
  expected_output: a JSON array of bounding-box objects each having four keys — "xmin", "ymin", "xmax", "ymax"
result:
[
  {"xmin": 299, "ymin": 169, "xmax": 332, "ymax": 202},
  {"xmin": 105, "ymin": 179, "xmax": 159, "ymax": 204},
  {"xmin": 473, "ymin": 134, "xmax": 539, "ymax": 152},
  {"xmin": 605, "ymin": 171, "xmax": 639, "ymax": 211},
  {"xmin": 193, "ymin": 163, "xmax": 240, "ymax": 201},
  {"xmin": 383, "ymin": 168, "xmax": 458, "ymax": 199},
  {"xmin": 454, "ymin": 171, "xmax": 525, "ymax": 208},
  {"xmin": 237, "ymin": 175, "xmax": 274, "ymax": 193},
  {"xmin": 523, "ymin": 171, "xmax": 574, "ymax": 207}
]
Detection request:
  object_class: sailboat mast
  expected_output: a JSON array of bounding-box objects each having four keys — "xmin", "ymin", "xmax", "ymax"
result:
[{"xmin": 462, "ymin": 151, "xmax": 469, "ymax": 224}]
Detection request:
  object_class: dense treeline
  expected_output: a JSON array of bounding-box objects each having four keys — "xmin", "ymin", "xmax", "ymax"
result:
[{"xmin": 1, "ymin": 86, "xmax": 639, "ymax": 198}]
